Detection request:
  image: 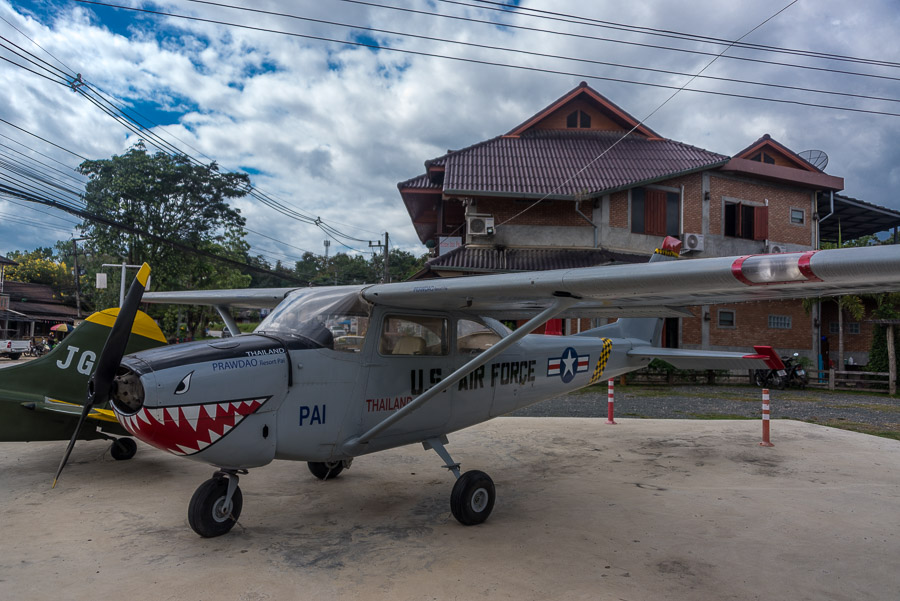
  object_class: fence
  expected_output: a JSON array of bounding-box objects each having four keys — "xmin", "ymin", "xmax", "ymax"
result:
[{"xmin": 624, "ymin": 367, "xmax": 895, "ymax": 394}]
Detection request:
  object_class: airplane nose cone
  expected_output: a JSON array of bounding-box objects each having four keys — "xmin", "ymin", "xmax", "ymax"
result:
[{"xmin": 110, "ymin": 366, "xmax": 145, "ymax": 415}]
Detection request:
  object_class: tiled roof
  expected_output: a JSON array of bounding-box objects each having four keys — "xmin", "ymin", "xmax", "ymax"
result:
[
  {"xmin": 435, "ymin": 130, "xmax": 728, "ymax": 198},
  {"xmin": 419, "ymin": 246, "xmax": 648, "ymax": 275},
  {"xmin": 397, "ymin": 172, "xmax": 439, "ymax": 190}
]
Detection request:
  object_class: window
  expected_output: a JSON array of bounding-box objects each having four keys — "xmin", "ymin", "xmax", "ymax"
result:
[
  {"xmin": 790, "ymin": 208, "xmax": 805, "ymax": 225},
  {"xmin": 457, "ymin": 319, "xmax": 502, "ymax": 354},
  {"xmin": 724, "ymin": 201, "xmax": 768, "ymax": 240},
  {"xmin": 566, "ymin": 110, "xmax": 591, "ymax": 128},
  {"xmin": 631, "ymin": 187, "xmax": 680, "ymax": 236},
  {"xmin": 380, "ymin": 315, "xmax": 448, "ymax": 356},
  {"xmin": 831, "ymin": 321, "xmax": 860, "ymax": 334},
  {"xmin": 768, "ymin": 315, "xmax": 792, "ymax": 329},
  {"xmin": 750, "ymin": 151, "xmax": 776, "ymax": 164},
  {"xmin": 717, "ymin": 310, "xmax": 736, "ymax": 328}
]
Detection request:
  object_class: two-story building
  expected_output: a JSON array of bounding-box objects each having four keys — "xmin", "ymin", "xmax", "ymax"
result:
[{"xmin": 398, "ymin": 82, "xmax": 900, "ymax": 365}]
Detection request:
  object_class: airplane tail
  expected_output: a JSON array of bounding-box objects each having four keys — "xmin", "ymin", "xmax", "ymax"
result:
[
  {"xmin": 0, "ymin": 309, "xmax": 167, "ymax": 441},
  {"xmin": 576, "ymin": 236, "xmax": 682, "ymax": 345}
]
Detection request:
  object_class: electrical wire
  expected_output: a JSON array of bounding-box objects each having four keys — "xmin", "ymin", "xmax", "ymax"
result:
[{"xmin": 64, "ymin": 1, "xmax": 900, "ymax": 118}]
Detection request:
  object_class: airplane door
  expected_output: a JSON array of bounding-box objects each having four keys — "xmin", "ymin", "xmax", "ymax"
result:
[{"xmin": 361, "ymin": 312, "xmax": 453, "ymax": 438}]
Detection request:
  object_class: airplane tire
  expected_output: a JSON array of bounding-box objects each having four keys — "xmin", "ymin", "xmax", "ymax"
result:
[
  {"xmin": 110, "ymin": 437, "xmax": 137, "ymax": 460},
  {"xmin": 188, "ymin": 477, "xmax": 243, "ymax": 538},
  {"xmin": 308, "ymin": 461, "xmax": 344, "ymax": 480},
  {"xmin": 450, "ymin": 470, "xmax": 495, "ymax": 526}
]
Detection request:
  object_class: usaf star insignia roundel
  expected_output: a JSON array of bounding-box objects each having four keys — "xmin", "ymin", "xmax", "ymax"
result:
[{"xmin": 547, "ymin": 347, "xmax": 590, "ymax": 383}]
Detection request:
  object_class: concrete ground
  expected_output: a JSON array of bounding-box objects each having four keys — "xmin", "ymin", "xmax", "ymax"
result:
[{"xmin": 1, "ymin": 418, "xmax": 898, "ymax": 601}]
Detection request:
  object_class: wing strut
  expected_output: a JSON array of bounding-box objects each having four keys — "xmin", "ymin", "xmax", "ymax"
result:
[
  {"xmin": 214, "ymin": 305, "xmax": 241, "ymax": 337},
  {"xmin": 341, "ymin": 297, "xmax": 579, "ymax": 454}
]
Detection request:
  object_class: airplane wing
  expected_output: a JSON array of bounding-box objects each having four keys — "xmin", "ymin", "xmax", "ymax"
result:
[
  {"xmin": 25, "ymin": 399, "xmax": 121, "ymax": 423},
  {"xmin": 360, "ymin": 246, "xmax": 900, "ymax": 319},
  {"xmin": 142, "ymin": 287, "xmax": 300, "ymax": 309}
]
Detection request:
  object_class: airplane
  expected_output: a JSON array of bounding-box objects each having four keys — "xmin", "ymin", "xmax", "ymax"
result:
[
  {"xmin": 0, "ymin": 308, "xmax": 166, "ymax": 459},
  {"xmin": 50, "ymin": 238, "xmax": 900, "ymax": 537}
]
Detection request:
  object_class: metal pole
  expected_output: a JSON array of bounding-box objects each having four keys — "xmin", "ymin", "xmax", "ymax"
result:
[
  {"xmin": 383, "ymin": 232, "xmax": 390, "ymax": 283},
  {"xmin": 71, "ymin": 239, "xmax": 82, "ymax": 318},
  {"xmin": 119, "ymin": 262, "xmax": 127, "ymax": 307}
]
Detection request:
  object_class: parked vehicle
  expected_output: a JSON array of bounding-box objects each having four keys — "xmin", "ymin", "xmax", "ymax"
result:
[
  {"xmin": 754, "ymin": 365, "xmax": 787, "ymax": 389},
  {"xmin": 754, "ymin": 352, "xmax": 807, "ymax": 389},
  {"xmin": 783, "ymin": 352, "xmax": 808, "ymax": 389},
  {"xmin": 28, "ymin": 340, "xmax": 50, "ymax": 357},
  {"xmin": 0, "ymin": 339, "xmax": 30, "ymax": 360}
]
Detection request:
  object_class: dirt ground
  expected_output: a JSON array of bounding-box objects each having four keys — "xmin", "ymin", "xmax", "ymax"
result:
[{"xmin": 1, "ymin": 418, "xmax": 898, "ymax": 601}]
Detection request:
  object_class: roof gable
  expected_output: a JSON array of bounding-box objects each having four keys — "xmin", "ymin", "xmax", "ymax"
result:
[
  {"xmin": 734, "ymin": 134, "xmax": 820, "ymax": 172},
  {"xmin": 505, "ymin": 81, "xmax": 660, "ymax": 139}
]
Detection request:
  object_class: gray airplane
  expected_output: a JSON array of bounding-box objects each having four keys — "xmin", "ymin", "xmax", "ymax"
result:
[{"xmin": 52, "ymin": 237, "xmax": 900, "ymax": 537}]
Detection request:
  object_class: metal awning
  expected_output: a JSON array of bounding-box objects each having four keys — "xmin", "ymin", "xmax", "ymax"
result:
[{"xmin": 817, "ymin": 193, "xmax": 900, "ymax": 242}]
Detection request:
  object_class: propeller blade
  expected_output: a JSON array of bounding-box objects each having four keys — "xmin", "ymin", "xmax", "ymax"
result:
[
  {"xmin": 52, "ymin": 263, "xmax": 151, "ymax": 487},
  {"xmin": 89, "ymin": 263, "xmax": 151, "ymax": 406},
  {"xmin": 52, "ymin": 403, "xmax": 93, "ymax": 488}
]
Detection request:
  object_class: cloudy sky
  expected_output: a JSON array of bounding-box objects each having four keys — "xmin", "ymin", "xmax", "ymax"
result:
[{"xmin": 1, "ymin": 0, "xmax": 899, "ymax": 265}]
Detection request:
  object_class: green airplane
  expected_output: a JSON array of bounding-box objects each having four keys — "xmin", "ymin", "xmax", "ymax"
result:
[{"xmin": 0, "ymin": 308, "xmax": 166, "ymax": 459}]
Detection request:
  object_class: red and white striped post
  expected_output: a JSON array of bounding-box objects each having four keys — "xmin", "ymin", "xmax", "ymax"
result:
[
  {"xmin": 760, "ymin": 388, "xmax": 774, "ymax": 447},
  {"xmin": 606, "ymin": 378, "xmax": 617, "ymax": 425}
]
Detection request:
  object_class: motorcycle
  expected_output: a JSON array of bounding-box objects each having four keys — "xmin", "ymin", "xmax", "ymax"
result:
[
  {"xmin": 754, "ymin": 352, "xmax": 807, "ymax": 389},
  {"xmin": 782, "ymin": 352, "xmax": 808, "ymax": 389}
]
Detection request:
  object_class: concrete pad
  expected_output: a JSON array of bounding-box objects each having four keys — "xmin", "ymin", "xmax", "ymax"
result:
[{"xmin": 1, "ymin": 418, "xmax": 898, "ymax": 601}]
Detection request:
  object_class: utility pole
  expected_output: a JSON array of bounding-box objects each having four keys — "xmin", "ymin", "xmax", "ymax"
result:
[
  {"xmin": 369, "ymin": 232, "xmax": 390, "ymax": 283},
  {"xmin": 71, "ymin": 237, "xmax": 88, "ymax": 318}
]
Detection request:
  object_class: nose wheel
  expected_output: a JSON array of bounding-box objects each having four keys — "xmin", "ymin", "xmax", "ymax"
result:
[{"xmin": 188, "ymin": 471, "xmax": 243, "ymax": 537}]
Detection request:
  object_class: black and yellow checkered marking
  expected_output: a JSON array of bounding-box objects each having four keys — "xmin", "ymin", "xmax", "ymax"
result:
[
  {"xmin": 654, "ymin": 247, "xmax": 680, "ymax": 258},
  {"xmin": 589, "ymin": 338, "xmax": 613, "ymax": 385}
]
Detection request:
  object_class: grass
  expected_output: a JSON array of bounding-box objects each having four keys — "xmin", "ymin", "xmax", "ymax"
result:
[{"xmin": 805, "ymin": 419, "xmax": 900, "ymax": 441}]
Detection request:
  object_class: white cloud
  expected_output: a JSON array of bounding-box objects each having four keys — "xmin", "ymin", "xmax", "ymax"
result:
[{"xmin": 2, "ymin": 0, "xmax": 899, "ymax": 263}]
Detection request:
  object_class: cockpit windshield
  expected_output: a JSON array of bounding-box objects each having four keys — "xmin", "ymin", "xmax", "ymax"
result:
[{"xmin": 255, "ymin": 285, "xmax": 371, "ymax": 350}]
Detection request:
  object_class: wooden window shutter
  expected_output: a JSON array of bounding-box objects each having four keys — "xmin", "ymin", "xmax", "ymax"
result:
[
  {"xmin": 644, "ymin": 189, "xmax": 667, "ymax": 236},
  {"xmin": 753, "ymin": 205, "xmax": 769, "ymax": 240}
]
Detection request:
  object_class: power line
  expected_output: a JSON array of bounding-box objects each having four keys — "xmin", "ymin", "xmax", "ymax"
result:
[
  {"xmin": 139, "ymin": 0, "xmax": 900, "ymax": 106},
  {"xmin": 334, "ymin": 0, "xmax": 900, "ymax": 82},
  {"xmin": 64, "ymin": 1, "xmax": 900, "ymax": 118},
  {"xmin": 461, "ymin": 0, "xmax": 900, "ymax": 69}
]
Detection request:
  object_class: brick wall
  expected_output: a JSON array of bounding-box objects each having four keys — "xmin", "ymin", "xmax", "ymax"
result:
[
  {"xmin": 709, "ymin": 174, "xmax": 812, "ymax": 245},
  {"xmin": 476, "ymin": 197, "xmax": 593, "ymax": 227},
  {"xmin": 609, "ymin": 191, "xmax": 628, "ymax": 228}
]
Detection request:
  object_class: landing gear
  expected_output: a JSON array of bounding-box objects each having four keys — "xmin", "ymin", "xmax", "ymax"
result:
[
  {"xmin": 307, "ymin": 460, "xmax": 347, "ymax": 480},
  {"xmin": 188, "ymin": 471, "xmax": 243, "ymax": 538},
  {"xmin": 110, "ymin": 437, "xmax": 137, "ymax": 460},
  {"xmin": 425, "ymin": 436, "xmax": 496, "ymax": 526},
  {"xmin": 450, "ymin": 470, "xmax": 495, "ymax": 525}
]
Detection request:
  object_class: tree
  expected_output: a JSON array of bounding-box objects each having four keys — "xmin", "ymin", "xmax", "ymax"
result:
[
  {"xmin": 5, "ymin": 247, "xmax": 73, "ymax": 299},
  {"xmin": 78, "ymin": 143, "xmax": 252, "ymax": 337}
]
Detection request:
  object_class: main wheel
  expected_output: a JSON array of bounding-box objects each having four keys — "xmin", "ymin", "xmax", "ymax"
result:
[
  {"xmin": 308, "ymin": 461, "xmax": 344, "ymax": 480},
  {"xmin": 110, "ymin": 437, "xmax": 137, "ymax": 460},
  {"xmin": 450, "ymin": 470, "xmax": 495, "ymax": 526},
  {"xmin": 188, "ymin": 477, "xmax": 243, "ymax": 538}
]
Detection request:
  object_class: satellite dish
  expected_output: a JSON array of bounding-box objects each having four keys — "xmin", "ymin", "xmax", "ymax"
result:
[{"xmin": 798, "ymin": 149, "xmax": 828, "ymax": 170}]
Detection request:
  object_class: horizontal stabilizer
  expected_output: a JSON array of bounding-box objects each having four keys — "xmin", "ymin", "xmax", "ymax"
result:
[
  {"xmin": 628, "ymin": 347, "xmax": 776, "ymax": 371},
  {"xmin": 24, "ymin": 399, "xmax": 121, "ymax": 423}
]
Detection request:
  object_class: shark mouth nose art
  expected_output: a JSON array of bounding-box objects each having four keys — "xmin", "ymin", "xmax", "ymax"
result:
[{"xmin": 116, "ymin": 398, "xmax": 271, "ymax": 456}]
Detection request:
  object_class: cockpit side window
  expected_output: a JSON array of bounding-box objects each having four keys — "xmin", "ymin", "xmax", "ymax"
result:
[
  {"xmin": 380, "ymin": 315, "xmax": 448, "ymax": 356},
  {"xmin": 456, "ymin": 319, "xmax": 502, "ymax": 355}
]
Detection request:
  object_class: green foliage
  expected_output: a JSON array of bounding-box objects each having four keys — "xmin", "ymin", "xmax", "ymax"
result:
[
  {"xmin": 4, "ymin": 248, "xmax": 72, "ymax": 298},
  {"xmin": 77, "ymin": 143, "xmax": 252, "ymax": 336}
]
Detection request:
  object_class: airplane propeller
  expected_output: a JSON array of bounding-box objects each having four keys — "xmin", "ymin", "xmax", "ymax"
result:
[{"xmin": 52, "ymin": 263, "xmax": 151, "ymax": 488}]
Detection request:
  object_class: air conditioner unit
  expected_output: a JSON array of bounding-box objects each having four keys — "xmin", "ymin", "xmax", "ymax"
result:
[
  {"xmin": 684, "ymin": 233, "xmax": 704, "ymax": 252},
  {"xmin": 467, "ymin": 214, "xmax": 495, "ymax": 236},
  {"xmin": 768, "ymin": 244, "xmax": 785, "ymax": 254}
]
